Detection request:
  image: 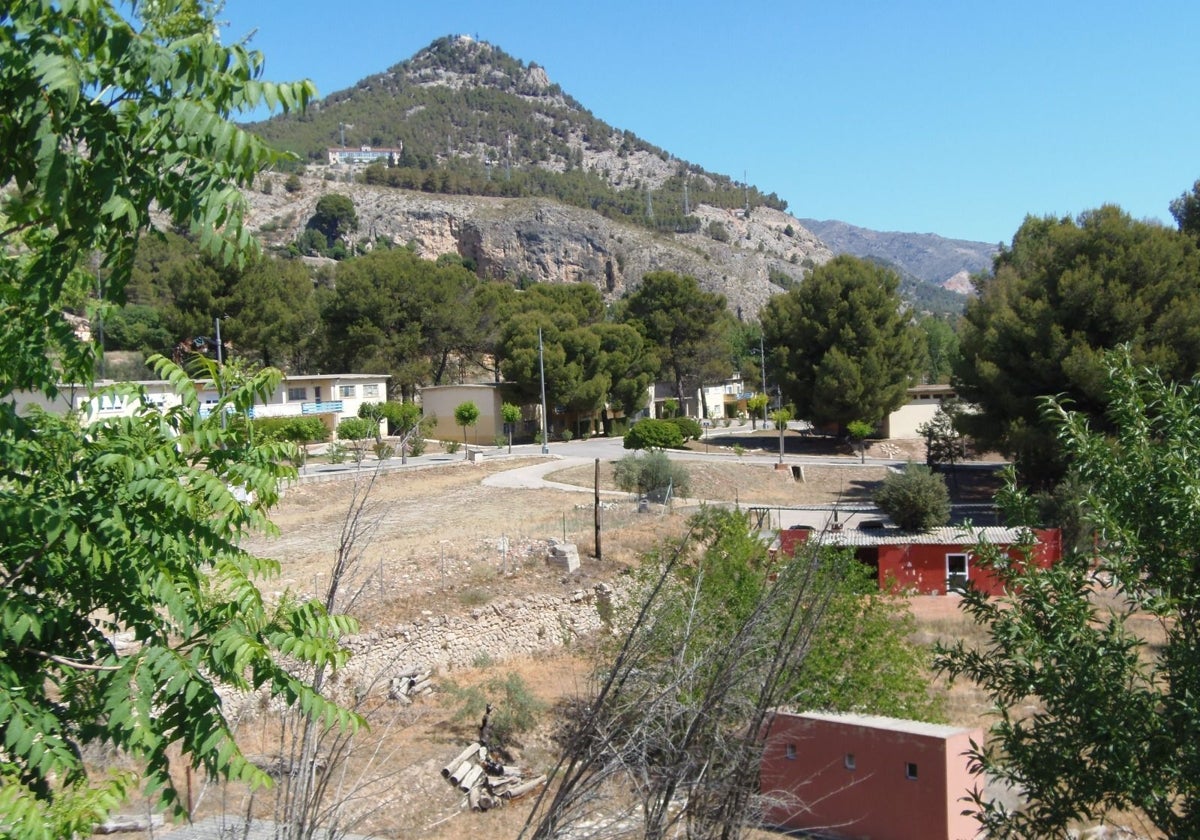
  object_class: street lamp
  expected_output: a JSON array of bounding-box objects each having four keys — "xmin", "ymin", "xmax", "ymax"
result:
[{"xmin": 538, "ymin": 327, "xmax": 549, "ymax": 455}]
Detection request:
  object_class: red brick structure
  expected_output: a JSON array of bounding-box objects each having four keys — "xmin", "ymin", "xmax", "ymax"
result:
[
  {"xmin": 760, "ymin": 711, "xmax": 984, "ymax": 840},
  {"xmin": 777, "ymin": 526, "xmax": 1061, "ymax": 596}
]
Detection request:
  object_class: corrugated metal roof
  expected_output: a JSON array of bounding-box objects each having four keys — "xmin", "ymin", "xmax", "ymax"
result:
[
  {"xmin": 807, "ymin": 526, "xmax": 1034, "ymax": 548},
  {"xmin": 780, "ymin": 709, "xmax": 979, "ymax": 738}
]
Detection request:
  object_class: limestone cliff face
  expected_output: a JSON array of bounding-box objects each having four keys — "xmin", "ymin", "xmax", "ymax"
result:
[{"xmin": 247, "ymin": 173, "xmax": 833, "ymax": 318}]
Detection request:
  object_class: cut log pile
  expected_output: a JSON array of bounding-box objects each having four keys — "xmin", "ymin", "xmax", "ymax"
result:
[
  {"xmin": 387, "ymin": 667, "xmax": 434, "ymax": 704},
  {"xmin": 439, "ymin": 741, "xmax": 546, "ymax": 812}
]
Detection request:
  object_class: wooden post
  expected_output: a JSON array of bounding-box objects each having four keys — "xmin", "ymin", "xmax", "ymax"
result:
[{"xmin": 594, "ymin": 458, "xmax": 602, "ymax": 561}]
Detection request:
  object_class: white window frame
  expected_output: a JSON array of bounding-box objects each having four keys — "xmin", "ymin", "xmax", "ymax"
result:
[
  {"xmin": 946, "ymin": 552, "xmax": 970, "ymax": 592},
  {"xmin": 287, "ymin": 387, "xmax": 307, "ymax": 402},
  {"xmin": 339, "ymin": 385, "xmax": 356, "ymax": 398},
  {"xmin": 362, "ymin": 383, "xmax": 380, "ymax": 399}
]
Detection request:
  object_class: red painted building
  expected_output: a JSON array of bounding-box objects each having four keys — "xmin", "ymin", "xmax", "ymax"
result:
[
  {"xmin": 777, "ymin": 526, "xmax": 1061, "ymax": 596},
  {"xmin": 760, "ymin": 711, "xmax": 984, "ymax": 840}
]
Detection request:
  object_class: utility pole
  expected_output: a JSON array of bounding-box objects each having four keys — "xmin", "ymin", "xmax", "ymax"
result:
[
  {"xmin": 683, "ymin": 177, "xmax": 690, "ymax": 215},
  {"xmin": 538, "ymin": 327, "xmax": 549, "ymax": 455}
]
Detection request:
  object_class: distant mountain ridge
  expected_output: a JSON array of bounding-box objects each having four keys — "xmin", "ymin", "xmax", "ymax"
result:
[{"xmin": 797, "ymin": 219, "xmax": 998, "ymax": 293}]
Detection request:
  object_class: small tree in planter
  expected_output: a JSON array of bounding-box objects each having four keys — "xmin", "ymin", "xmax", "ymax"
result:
[
  {"xmin": 770, "ymin": 407, "xmax": 793, "ymax": 464},
  {"xmin": 335, "ymin": 416, "xmax": 376, "ymax": 464},
  {"xmin": 454, "ymin": 401, "xmax": 480, "ymax": 459},
  {"xmin": 747, "ymin": 393, "xmax": 769, "ymax": 430},
  {"xmin": 847, "ymin": 419, "xmax": 874, "ymax": 464},
  {"xmin": 501, "ymin": 402, "xmax": 522, "ymax": 454}
]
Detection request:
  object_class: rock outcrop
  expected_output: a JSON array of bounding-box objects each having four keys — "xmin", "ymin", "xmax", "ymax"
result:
[{"xmin": 246, "ymin": 174, "xmax": 833, "ymax": 319}]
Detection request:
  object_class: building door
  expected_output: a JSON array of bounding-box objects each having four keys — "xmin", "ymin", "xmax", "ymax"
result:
[{"xmin": 946, "ymin": 553, "xmax": 969, "ymax": 593}]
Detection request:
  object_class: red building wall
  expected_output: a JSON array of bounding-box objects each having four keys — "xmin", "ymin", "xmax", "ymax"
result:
[
  {"xmin": 877, "ymin": 528, "xmax": 1060, "ymax": 596},
  {"xmin": 760, "ymin": 711, "xmax": 983, "ymax": 840},
  {"xmin": 777, "ymin": 528, "xmax": 1062, "ymax": 597}
]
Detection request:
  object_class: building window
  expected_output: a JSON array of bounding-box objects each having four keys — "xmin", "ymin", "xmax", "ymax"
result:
[
  {"xmin": 339, "ymin": 385, "xmax": 356, "ymax": 398},
  {"xmin": 785, "ymin": 744, "xmax": 796, "ymax": 760},
  {"xmin": 287, "ymin": 387, "xmax": 306, "ymax": 402},
  {"xmin": 363, "ymin": 383, "xmax": 380, "ymax": 399},
  {"xmin": 844, "ymin": 753, "xmax": 856, "ymax": 770},
  {"xmin": 905, "ymin": 762, "xmax": 918, "ymax": 780}
]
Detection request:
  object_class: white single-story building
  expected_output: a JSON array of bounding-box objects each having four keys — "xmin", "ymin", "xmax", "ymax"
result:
[{"xmin": 13, "ymin": 373, "xmax": 390, "ymax": 439}]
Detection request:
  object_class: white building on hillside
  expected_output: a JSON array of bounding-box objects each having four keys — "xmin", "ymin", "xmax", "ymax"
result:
[{"xmin": 14, "ymin": 373, "xmax": 390, "ymax": 439}]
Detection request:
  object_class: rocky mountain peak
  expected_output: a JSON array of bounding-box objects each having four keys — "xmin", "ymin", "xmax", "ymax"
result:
[{"xmin": 401, "ymin": 35, "xmax": 563, "ymax": 102}]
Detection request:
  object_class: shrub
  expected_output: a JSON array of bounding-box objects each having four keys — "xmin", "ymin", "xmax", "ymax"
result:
[
  {"xmin": 874, "ymin": 462, "xmax": 951, "ymax": 530},
  {"xmin": 253, "ymin": 415, "xmax": 330, "ymax": 444},
  {"xmin": 408, "ymin": 436, "xmax": 427, "ymax": 457},
  {"xmin": 561, "ymin": 428, "xmax": 574, "ymax": 443},
  {"xmin": 707, "ymin": 220, "xmax": 730, "ymax": 243},
  {"xmin": 325, "ymin": 443, "xmax": 348, "ymax": 465},
  {"xmin": 445, "ymin": 672, "xmax": 547, "ymax": 748},
  {"xmin": 668, "ymin": 416, "xmax": 703, "ymax": 442},
  {"xmin": 372, "ymin": 442, "xmax": 395, "ymax": 461},
  {"xmin": 494, "ymin": 434, "xmax": 507, "ymax": 449},
  {"xmin": 623, "ymin": 418, "xmax": 684, "ymax": 451},
  {"xmin": 445, "ymin": 440, "xmax": 461, "ymax": 454},
  {"xmin": 614, "ymin": 451, "xmax": 691, "ymax": 501},
  {"xmin": 336, "ymin": 416, "xmax": 376, "ymax": 443}
]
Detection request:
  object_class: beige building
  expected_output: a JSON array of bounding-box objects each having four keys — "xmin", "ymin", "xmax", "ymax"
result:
[
  {"xmin": 418, "ymin": 383, "xmax": 507, "ymax": 447},
  {"xmin": 882, "ymin": 384, "xmax": 960, "ymax": 439}
]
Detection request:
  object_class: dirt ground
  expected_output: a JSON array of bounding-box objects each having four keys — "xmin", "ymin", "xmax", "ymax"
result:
[{"xmin": 164, "ymin": 452, "xmax": 1002, "ymax": 839}]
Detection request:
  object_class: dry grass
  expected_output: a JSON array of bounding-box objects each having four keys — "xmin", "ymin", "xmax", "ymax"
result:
[{"xmin": 134, "ymin": 454, "xmax": 1018, "ymax": 839}]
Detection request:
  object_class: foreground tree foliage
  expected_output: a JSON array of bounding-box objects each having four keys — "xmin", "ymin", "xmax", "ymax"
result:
[
  {"xmin": 522, "ymin": 509, "xmax": 938, "ymax": 840},
  {"xmin": 955, "ymin": 205, "xmax": 1200, "ymax": 488},
  {"xmin": 0, "ymin": 2, "xmax": 359, "ymax": 834},
  {"xmin": 936, "ymin": 350, "xmax": 1200, "ymax": 838},
  {"xmin": 761, "ymin": 255, "xmax": 922, "ymax": 431}
]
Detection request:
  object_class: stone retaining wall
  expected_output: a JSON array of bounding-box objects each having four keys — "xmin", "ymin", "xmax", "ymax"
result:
[
  {"xmin": 225, "ymin": 583, "xmax": 618, "ymax": 716},
  {"xmin": 336, "ymin": 584, "xmax": 617, "ymax": 691}
]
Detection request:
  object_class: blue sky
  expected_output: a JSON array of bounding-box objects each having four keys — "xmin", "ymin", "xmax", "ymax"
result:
[{"xmin": 218, "ymin": 1, "xmax": 1199, "ymax": 245}]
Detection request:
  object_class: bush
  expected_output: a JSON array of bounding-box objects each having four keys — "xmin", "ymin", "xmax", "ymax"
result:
[
  {"xmin": 445, "ymin": 672, "xmax": 547, "ymax": 748},
  {"xmin": 336, "ymin": 416, "xmax": 376, "ymax": 443},
  {"xmin": 494, "ymin": 434, "xmax": 507, "ymax": 449},
  {"xmin": 253, "ymin": 415, "xmax": 329, "ymax": 444},
  {"xmin": 668, "ymin": 416, "xmax": 703, "ymax": 442},
  {"xmin": 408, "ymin": 436, "xmax": 427, "ymax": 457},
  {"xmin": 372, "ymin": 442, "xmax": 395, "ymax": 461},
  {"xmin": 445, "ymin": 440, "xmax": 461, "ymax": 454},
  {"xmin": 614, "ymin": 451, "xmax": 691, "ymax": 501},
  {"xmin": 325, "ymin": 442, "xmax": 348, "ymax": 465},
  {"xmin": 623, "ymin": 418, "xmax": 684, "ymax": 451},
  {"xmin": 561, "ymin": 428, "xmax": 574, "ymax": 443},
  {"xmin": 874, "ymin": 462, "xmax": 951, "ymax": 530}
]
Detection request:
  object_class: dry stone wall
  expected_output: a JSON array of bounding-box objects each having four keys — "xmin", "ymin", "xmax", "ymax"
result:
[
  {"xmin": 222, "ymin": 581, "xmax": 619, "ymax": 717},
  {"xmin": 340, "ymin": 583, "xmax": 616, "ymax": 687}
]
